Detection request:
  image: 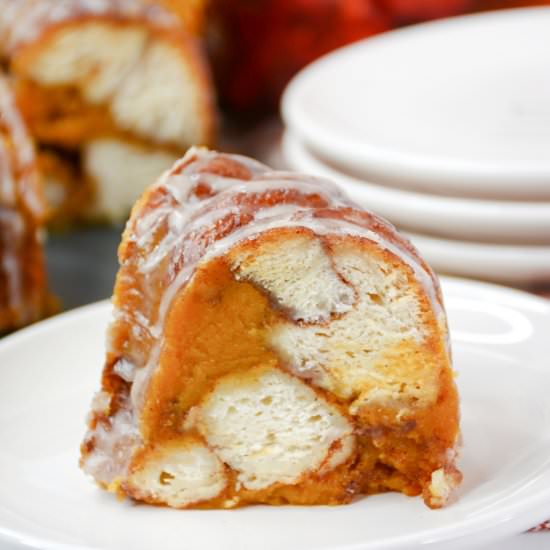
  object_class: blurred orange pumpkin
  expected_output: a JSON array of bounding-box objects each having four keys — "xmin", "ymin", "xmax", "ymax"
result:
[
  {"xmin": 381, "ymin": 0, "xmax": 473, "ymax": 22},
  {"xmin": 201, "ymin": 0, "xmax": 549, "ymax": 113},
  {"xmin": 208, "ymin": 0, "xmax": 391, "ymax": 113}
]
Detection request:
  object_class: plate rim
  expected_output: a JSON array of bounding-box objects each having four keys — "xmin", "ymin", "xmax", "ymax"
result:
[
  {"xmin": 406, "ymin": 233, "xmax": 550, "ymax": 255},
  {"xmin": 404, "ymin": 232, "xmax": 550, "ymax": 282},
  {"xmin": 281, "ymin": 132, "xmax": 550, "ymax": 246},
  {"xmin": 281, "ymin": 7, "xmax": 550, "ymax": 197}
]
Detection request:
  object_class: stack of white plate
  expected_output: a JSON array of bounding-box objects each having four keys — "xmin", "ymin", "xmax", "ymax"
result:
[{"xmin": 281, "ymin": 7, "xmax": 550, "ymax": 286}]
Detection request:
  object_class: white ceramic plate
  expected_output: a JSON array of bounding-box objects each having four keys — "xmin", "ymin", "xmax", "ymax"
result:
[
  {"xmin": 282, "ymin": 8, "xmax": 550, "ymax": 200},
  {"xmin": 0, "ymin": 278, "xmax": 550, "ymax": 550},
  {"xmin": 482, "ymin": 534, "xmax": 549, "ymax": 550},
  {"xmin": 405, "ymin": 232, "xmax": 550, "ymax": 285},
  {"xmin": 282, "ymin": 132, "xmax": 550, "ymax": 245}
]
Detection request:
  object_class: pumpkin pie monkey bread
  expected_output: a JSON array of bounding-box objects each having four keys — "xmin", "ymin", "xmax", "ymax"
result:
[{"xmin": 81, "ymin": 148, "xmax": 461, "ymax": 509}]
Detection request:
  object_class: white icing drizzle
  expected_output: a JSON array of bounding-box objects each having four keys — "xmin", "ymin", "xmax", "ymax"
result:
[
  {"xmin": 135, "ymin": 182, "xmax": 330, "ymax": 276},
  {"xmin": 116, "ymin": 148, "xmax": 444, "ymax": 415},
  {"xmin": 136, "ymin": 176, "xmax": 353, "ymax": 274},
  {"xmin": 207, "ymin": 213, "xmax": 440, "ymax": 313},
  {"xmin": 0, "ymin": 209, "xmax": 24, "ymax": 317},
  {"xmin": 0, "ymin": 142, "xmax": 15, "ymax": 207},
  {"xmin": 82, "ymin": 406, "xmax": 141, "ymax": 485},
  {"xmin": 113, "ymin": 358, "xmax": 137, "ymax": 383},
  {"xmin": 0, "ymin": 78, "xmax": 44, "ymax": 325},
  {"xmin": 0, "ymin": 78, "xmax": 37, "ymax": 209}
]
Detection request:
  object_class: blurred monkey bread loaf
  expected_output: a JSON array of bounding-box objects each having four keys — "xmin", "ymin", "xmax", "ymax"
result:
[
  {"xmin": 0, "ymin": 77, "xmax": 52, "ymax": 332},
  {"xmin": 0, "ymin": 0, "xmax": 215, "ymax": 224},
  {"xmin": 81, "ymin": 149, "xmax": 461, "ymax": 509},
  {"xmin": 204, "ymin": 0, "xmax": 474, "ymax": 112}
]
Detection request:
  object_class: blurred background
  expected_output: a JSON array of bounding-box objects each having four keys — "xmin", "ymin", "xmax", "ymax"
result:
[
  {"xmin": 3, "ymin": 0, "xmax": 550, "ymax": 322},
  {"xmin": 202, "ymin": 0, "xmax": 550, "ymax": 114},
  {"xmin": 53, "ymin": 0, "xmax": 550, "ymax": 310}
]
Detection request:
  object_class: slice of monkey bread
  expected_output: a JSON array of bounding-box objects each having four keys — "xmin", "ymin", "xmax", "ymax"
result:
[{"xmin": 80, "ymin": 148, "xmax": 461, "ymax": 509}]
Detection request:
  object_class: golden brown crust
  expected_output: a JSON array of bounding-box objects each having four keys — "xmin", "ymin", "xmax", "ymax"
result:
[
  {"xmin": 0, "ymin": 77, "xmax": 45, "ymax": 216},
  {"xmin": 146, "ymin": 0, "xmax": 208, "ymax": 35},
  {"xmin": 0, "ymin": 77, "xmax": 53, "ymax": 331}
]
